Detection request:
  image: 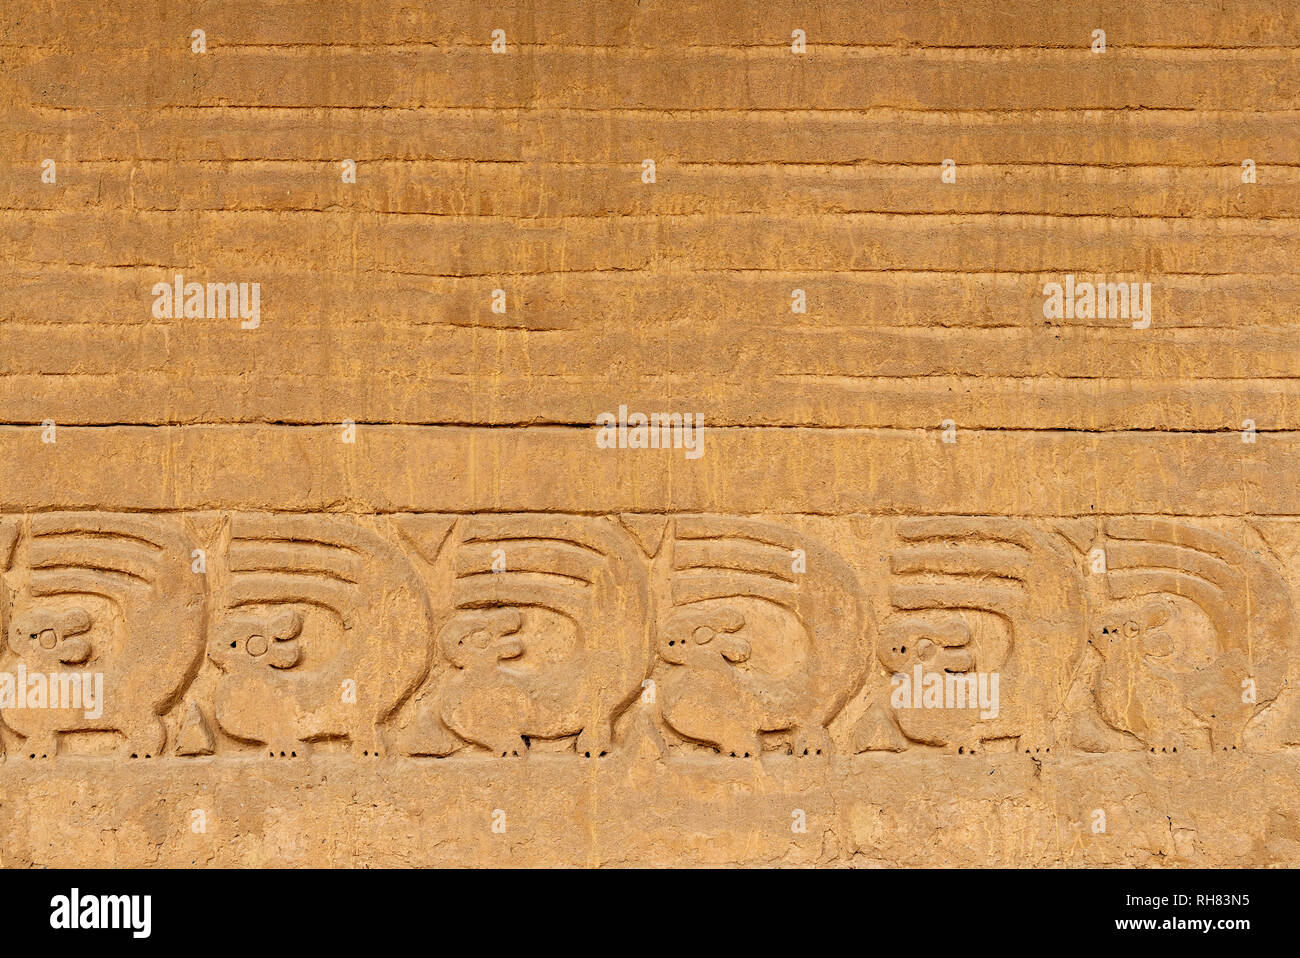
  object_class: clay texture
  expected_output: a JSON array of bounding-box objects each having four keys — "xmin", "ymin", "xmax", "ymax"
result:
[{"xmin": 1, "ymin": 0, "xmax": 1298, "ymax": 867}]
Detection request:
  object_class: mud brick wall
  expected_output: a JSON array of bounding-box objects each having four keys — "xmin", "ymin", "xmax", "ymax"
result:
[{"xmin": 1, "ymin": 1, "xmax": 1299, "ymax": 867}]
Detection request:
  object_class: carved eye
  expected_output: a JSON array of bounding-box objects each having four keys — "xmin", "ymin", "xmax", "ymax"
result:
[{"xmin": 247, "ymin": 635, "xmax": 269, "ymax": 657}]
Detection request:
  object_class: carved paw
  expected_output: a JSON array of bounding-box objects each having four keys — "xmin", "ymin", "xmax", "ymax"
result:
[
  {"xmin": 1144, "ymin": 732, "xmax": 1190, "ymax": 754},
  {"xmin": 716, "ymin": 732, "xmax": 762, "ymax": 759},
  {"xmin": 790, "ymin": 725, "xmax": 831, "ymax": 757},
  {"xmin": 1017, "ymin": 728, "xmax": 1056, "ymax": 756},
  {"xmin": 492, "ymin": 737, "xmax": 528, "ymax": 759},
  {"xmin": 1207, "ymin": 721, "xmax": 1243, "ymax": 752},
  {"xmin": 123, "ymin": 718, "xmax": 166, "ymax": 759},
  {"xmin": 266, "ymin": 743, "xmax": 307, "ymax": 759},
  {"xmin": 576, "ymin": 725, "xmax": 611, "ymax": 758},
  {"xmin": 24, "ymin": 735, "xmax": 58, "ymax": 759}
]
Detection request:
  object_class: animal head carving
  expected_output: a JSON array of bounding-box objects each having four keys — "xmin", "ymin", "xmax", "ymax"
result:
[
  {"xmin": 9, "ymin": 607, "xmax": 92, "ymax": 667},
  {"xmin": 880, "ymin": 517, "xmax": 1087, "ymax": 747},
  {"xmin": 210, "ymin": 609, "xmax": 303, "ymax": 671},
  {"xmin": 438, "ymin": 607, "xmax": 525, "ymax": 668},
  {"xmin": 209, "ymin": 514, "xmax": 434, "ymax": 720},
  {"xmin": 438, "ymin": 515, "xmax": 651, "ymax": 678},
  {"xmin": 658, "ymin": 606, "xmax": 749, "ymax": 667},
  {"xmin": 658, "ymin": 516, "xmax": 870, "ymax": 728},
  {"xmin": 4, "ymin": 514, "xmax": 207, "ymax": 703},
  {"xmin": 1092, "ymin": 519, "xmax": 1295, "ymax": 748},
  {"xmin": 878, "ymin": 613, "xmax": 974, "ymax": 676}
]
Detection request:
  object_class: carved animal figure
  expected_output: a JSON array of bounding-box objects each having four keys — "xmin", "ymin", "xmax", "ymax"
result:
[
  {"xmin": 1, "ymin": 513, "xmax": 207, "ymax": 758},
  {"xmin": 654, "ymin": 516, "xmax": 870, "ymax": 757},
  {"xmin": 427, "ymin": 515, "xmax": 653, "ymax": 757},
  {"xmin": 207, "ymin": 515, "xmax": 432, "ymax": 757},
  {"xmin": 872, "ymin": 517, "xmax": 1088, "ymax": 753},
  {"xmin": 1090, "ymin": 518, "xmax": 1294, "ymax": 750}
]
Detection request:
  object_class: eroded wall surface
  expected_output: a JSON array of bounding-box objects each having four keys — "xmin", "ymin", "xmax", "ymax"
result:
[{"xmin": 1, "ymin": 0, "xmax": 1299, "ymax": 867}]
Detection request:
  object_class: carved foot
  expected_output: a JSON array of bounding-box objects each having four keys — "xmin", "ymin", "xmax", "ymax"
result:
[
  {"xmin": 576, "ymin": 724, "xmax": 611, "ymax": 759},
  {"xmin": 1144, "ymin": 732, "xmax": 1190, "ymax": 754},
  {"xmin": 717, "ymin": 732, "xmax": 762, "ymax": 759},
  {"xmin": 791, "ymin": 724, "xmax": 831, "ymax": 757},
  {"xmin": 491, "ymin": 737, "xmax": 528, "ymax": 759},
  {"xmin": 1017, "ymin": 726, "xmax": 1057, "ymax": 756},
  {"xmin": 266, "ymin": 742, "xmax": 308, "ymax": 759},
  {"xmin": 122, "ymin": 717, "xmax": 166, "ymax": 759},
  {"xmin": 24, "ymin": 734, "xmax": 58, "ymax": 759}
]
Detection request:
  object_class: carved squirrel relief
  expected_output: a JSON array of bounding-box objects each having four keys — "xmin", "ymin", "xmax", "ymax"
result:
[{"xmin": 0, "ymin": 512, "xmax": 1293, "ymax": 760}]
